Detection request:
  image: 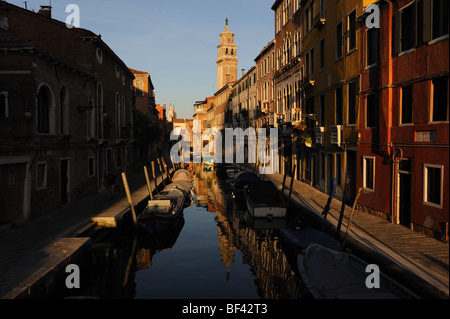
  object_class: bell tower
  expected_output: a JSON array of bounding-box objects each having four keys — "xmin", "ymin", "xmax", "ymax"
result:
[{"xmin": 217, "ymin": 18, "xmax": 238, "ymax": 91}]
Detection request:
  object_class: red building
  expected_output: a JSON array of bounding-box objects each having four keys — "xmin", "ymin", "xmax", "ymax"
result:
[{"xmin": 358, "ymin": 0, "xmax": 449, "ymax": 241}]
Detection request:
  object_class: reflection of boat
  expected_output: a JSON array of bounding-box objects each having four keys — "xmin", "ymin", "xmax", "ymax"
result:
[
  {"xmin": 231, "ymin": 171, "xmax": 261, "ymax": 198},
  {"xmin": 138, "ymin": 217, "xmax": 185, "ymax": 252},
  {"xmin": 297, "ymin": 243, "xmax": 420, "ymax": 299},
  {"xmin": 243, "ymin": 181, "xmax": 287, "ymax": 218},
  {"xmin": 281, "ymin": 225, "xmax": 343, "ymax": 253}
]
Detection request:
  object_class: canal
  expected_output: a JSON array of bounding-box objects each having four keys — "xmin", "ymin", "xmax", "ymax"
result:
[{"xmin": 63, "ymin": 165, "xmax": 314, "ymax": 299}]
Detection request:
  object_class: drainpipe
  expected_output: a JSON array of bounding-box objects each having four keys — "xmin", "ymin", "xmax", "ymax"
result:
[{"xmin": 390, "ymin": 144, "xmax": 403, "ymax": 224}]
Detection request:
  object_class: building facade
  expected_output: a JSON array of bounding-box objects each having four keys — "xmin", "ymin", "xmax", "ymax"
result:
[
  {"xmin": 0, "ymin": 3, "xmax": 136, "ymax": 223},
  {"xmin": 357, "ymin": 0, "xmax": 449, "ymax": 241}
]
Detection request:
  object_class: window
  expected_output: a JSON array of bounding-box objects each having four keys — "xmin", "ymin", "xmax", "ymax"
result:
[
  {"xmin": 393, "ymin": 1, "xmax": 417, "ymax": 55},
  {"xmin": 37, "ymin": 86, "xmax": 51, "ymax": 134},
  {"xmin": 336, "ymin": 87, "xmax": 343, "ymax": 125},
  {"xmin": 116, "ymin": 93, "xmax": 120, "ymax": 139},
  {"xmin": 367, "ymin": 94, "xmax": 378, "ymax": 128},
  {"xmin": 336, "ymin": 22, "xmax": 343, "ymax": 59},
  {"xmin": 0, "ymin": 91, "xmax": 8, "ymax": 118},
  {"xmin": 423, "ymin": 164, "xmax": 443, "ymax": 208},
  {"xmin": 367, "ymin": 28, "xmax": 378, "ymax": 66},
  {"xmin": 348, "ymin": 81, "xmax": 357, "ymax": 125},
  {"xmin": 363, "ymin": 157, "xmax": 375, "ymax": 191},
  {"xmin": 36, "ymin": 162, "xmax": 47, "ymax": 190},
  {"xmin": 320, "ymin": 94, "xmax": 325, "ymax": 126},
  {"xmin": 305, "ymin": 0, "xmax": 315, "ymax": 33},
  {"xmin": 431, "ymin": 77, "xmax": 449, "ymax": 122},
  {"xmin": 401, "ymin": 85, "xmax": 413, "ymax": 124},
  {"xmin": 347, "ymin": 10, "xmax": 357, "ymax": 52},
  {"xmin": 88, "ymin": 157, "xmax": 95, "ymax": 177},
  {"xmin": 335, "ymin": 153, "xmax": 342, "ymax": 186},
  {"xmin": 60, "ymin": 86, "xmax": 69, "ymax": 135},
  {"xmin": 319, "ymin": 38, "xmax": 325, "ymax": 70},
  {"xmin": 431, "ymin": 0, "xmax": 449, "ymax": 40}
]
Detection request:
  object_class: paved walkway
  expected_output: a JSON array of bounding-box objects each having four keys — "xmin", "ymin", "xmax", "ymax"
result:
[
  {"xmin": 0, "ymin": 165, "xmax": 169, "ymax": 299},
  {"xmin": 256, "ymin": 168, "xmax": 449, "ymax": 299}
]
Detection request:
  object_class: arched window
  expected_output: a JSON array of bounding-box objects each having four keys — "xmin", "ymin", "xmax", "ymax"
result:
[
  {"xmin": 60, "ymin": 86, "xmax": 69, "ymax": 135},
  {"xmin": 116, "ymin": 93, "xmax": 120, "ymax": 139},
  {"xmin": 37, "ymin": 85, "xmax": 53, "ymax": 134},
  {"xmin": 87, "ymin": 96, "xmax": 95, "ymax": 138},
  {"xmin": 97, "ymin": 82, "xmax": 103, "ymax": 139}
]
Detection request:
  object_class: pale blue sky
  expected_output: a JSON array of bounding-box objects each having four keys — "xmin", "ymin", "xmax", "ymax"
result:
[{"xmin": 7, "ymin": 0, "xmax": 275, "ymax": 118}]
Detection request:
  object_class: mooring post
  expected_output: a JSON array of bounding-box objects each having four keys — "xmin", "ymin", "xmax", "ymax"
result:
[
  {"xmin": 336, "ymin": 178, "xmax": 350, "ymax": 238},
  {"xmin": 121, "ymin": 172, "xmax": 137, "ymax": 228},
  {"xmin": 287, "ymin": 164, "xmax": 296, "ymax": 206},
  {"xmin": 163, "ymin": 159, "xmax": 170, "ymax": 182},
  {"xmin": 143, "ymin": 166, "xmax": 154, "ymax": 200},
  {"xmin": 151, "ymin": 161, "xmax": 157, "ymax": 190},
  {"xmin": 343, "ymin": 188, "xmax": 363, "ymax": 246},
  {"xmin": 281, "ymin": 162, "xmax": 288, "ymax": 194},
  {"xmin": 157, "ymin": 158, "xmax": 166, "ymax": 186}
]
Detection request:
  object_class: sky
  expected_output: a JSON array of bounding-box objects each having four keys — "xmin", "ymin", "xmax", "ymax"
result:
[{"xmin": 7, "ymin": 0, "xmax": 276, "ymax": 118}]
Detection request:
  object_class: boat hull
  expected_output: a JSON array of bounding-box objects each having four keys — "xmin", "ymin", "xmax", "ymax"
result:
[
  {"xmin": 297, "ymin": 243, "xmax": 420, "ymax": 299},
  {"xmin": 243, "ymin": 181, "xmax": 287, "ymax": 218}
]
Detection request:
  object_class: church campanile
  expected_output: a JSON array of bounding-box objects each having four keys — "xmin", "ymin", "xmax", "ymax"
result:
[{"xmin": 217, "ymin": 18, "xmax": 238, "ymax": 91}]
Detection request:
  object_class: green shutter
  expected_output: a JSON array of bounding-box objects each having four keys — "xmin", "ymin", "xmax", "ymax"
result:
[
  {"xmin": 392, "ymin": 12, "xmax": 400, "ymax": 56},
  {"xmin": 423, "ymin": 0, "xmax": 432, "ymax": 43}
]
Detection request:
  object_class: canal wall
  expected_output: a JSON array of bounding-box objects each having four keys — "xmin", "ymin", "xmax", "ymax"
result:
[
  {"xmin": 259, "ymin": 168, "xmax": 449, "ymax": 299},
  {"xmin": 0, "ymin": 165, "xmax": 173, "ymax": 299}
]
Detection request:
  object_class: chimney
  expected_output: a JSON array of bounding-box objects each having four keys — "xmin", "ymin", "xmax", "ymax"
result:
[
  {"xmin": 242, "ymin": 69, "xmax": 245, "ymax": 77},
  {"xmin": 38, "ymin": 5, "xmax": 52, "ymax": 18}
]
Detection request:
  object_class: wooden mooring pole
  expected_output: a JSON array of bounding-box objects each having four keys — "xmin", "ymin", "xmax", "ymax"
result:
[
  {"xmin": 343, "ymin": 188, "xmax": 363, "ymax": 246},
  {"xmin": 151, "ymin": 161, "xmax": 157, "ymax": 190},
  {"xmin": 157, "ymin": 158, "xmax": 166, "ymax": 186},
  {"xmin": 336, "ymin": 178, "xmax": 350, "ymax": 238},
  {"xmin": 121, "ymin": 172, "xmax": 137, "ymax": 228},
  {"xmin": 143, "ymin": 166, "xmax": 154, "ymax": 200},
  {"xmin": 287, "ymin": 164, "xmax": 296, "ymax": 206}
]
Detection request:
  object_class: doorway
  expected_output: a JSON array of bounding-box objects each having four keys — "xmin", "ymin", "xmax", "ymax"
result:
[{"xmin": 397, "ymin": 159, "xmax": 412, "ymax": 227}]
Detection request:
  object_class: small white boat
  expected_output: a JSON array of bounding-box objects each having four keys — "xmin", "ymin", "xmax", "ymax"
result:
[
  {"xmin": 243, "ymin": 181, "xmax": 287, "ymax": 218},
  {"xmin": 297, "ymin": 243, "xmax": 421, "ymax": 299}
]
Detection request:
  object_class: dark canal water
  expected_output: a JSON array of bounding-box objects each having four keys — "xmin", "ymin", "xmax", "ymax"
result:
[{"xmin": 65, "ymin": 165, "xmax": 312, "ymax": 299}]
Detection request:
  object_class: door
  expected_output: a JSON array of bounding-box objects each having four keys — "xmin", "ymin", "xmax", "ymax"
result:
[
  {"xmin": 60, "ymin": 159, "xmax": 69, "ymax": 204},
  {"xmin": 397, "ymin": 159, "xmax": 412, "ymax": 227},
  {"xmin": 327, "ymin": 153, "xmax": 333, "ymax": 193},
  {"xmin": 346, "ymin": 150, "xmax": 357, "ymax": 205},
  {"xmin": 0, "ymin": 163, "xmax": 26, "ymax": 223}
]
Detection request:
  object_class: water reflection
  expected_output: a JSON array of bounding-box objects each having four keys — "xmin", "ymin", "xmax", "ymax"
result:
[{"xmin": 75, "ymin": 164, "xmax": 310, "ymax": 299}]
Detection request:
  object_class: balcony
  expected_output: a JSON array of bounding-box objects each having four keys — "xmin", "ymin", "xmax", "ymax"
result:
[
  {"xmin": 301, "ymin": 75, "xmax": 315, "ymax": 89},
  {"xmin": 314, "ymin": 11, "xmax": 326, "ymax": 28}
]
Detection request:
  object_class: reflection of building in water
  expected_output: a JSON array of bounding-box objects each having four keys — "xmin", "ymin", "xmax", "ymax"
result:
[
  {"xmin": 136, "ymin": 248, "xmax": 152, "ymax": 271},
  {"xmin": 193, "ymin": 166, "xmax": 303, "ymax": 298},
  {"xmin": 229, "ymin": 212, "xmax": 304, "ymax": 299}
]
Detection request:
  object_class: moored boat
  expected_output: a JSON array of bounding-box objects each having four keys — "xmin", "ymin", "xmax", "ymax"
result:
[
  {"xmin": 138, "ymin": 187, "xmax": 186, "ymax": 234},
  {"xmin": 280, "ymin": 225, "xmax": 343, "ymax": 253},
  {"xmin": 243, "ymin": 181, "xmax": 287, "ymax": 218},
  {"xmin": 297, "ymin": 243, "xmax": 420, "ymax": 299},
  {"xmin": 231, "ymin": 171, "xmax": 261, "ymax": 198}
]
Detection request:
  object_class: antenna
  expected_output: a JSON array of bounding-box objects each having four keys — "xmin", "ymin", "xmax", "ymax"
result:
[{"xmin": 24, "ymin": 1, "xmax": 27, "ymax": 10}]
